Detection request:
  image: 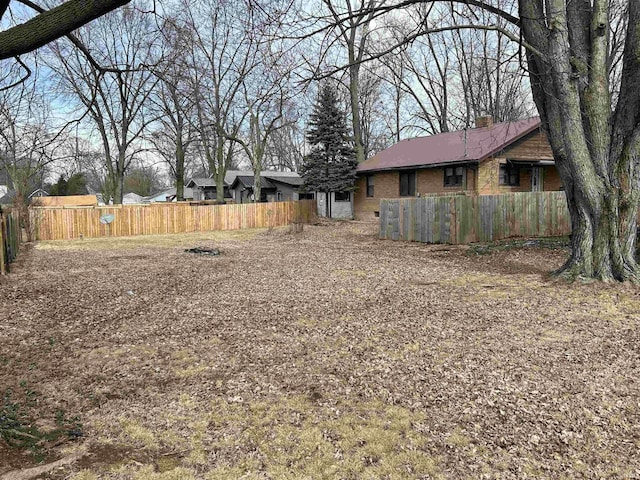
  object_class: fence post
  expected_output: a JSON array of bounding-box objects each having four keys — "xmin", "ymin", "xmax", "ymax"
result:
[{"xmin": 0, "ymin": 215, "xmax": 6, "ymax": 275}]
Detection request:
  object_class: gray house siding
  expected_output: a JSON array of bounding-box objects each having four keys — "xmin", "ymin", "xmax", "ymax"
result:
[{"xmin": 316, "ymin": 191, "xmax": 353, "ymax": 219}]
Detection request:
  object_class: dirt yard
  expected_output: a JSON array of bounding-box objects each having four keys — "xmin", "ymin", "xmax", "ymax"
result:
[{"xmin": 1, "ymin": 221, "xmax": 639, "ymax": 479}]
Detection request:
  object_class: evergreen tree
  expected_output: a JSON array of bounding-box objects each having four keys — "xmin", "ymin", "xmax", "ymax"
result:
[
  {"xmin": 49, "ymin": 175, "xmax": 68, "ymax": 196},
  {"xmin": 66, "ymin": 173, "xmax": 88, "ymax": 195},
  {"xmin": 300, "ymin": 83, "xmax": 357, "ymax": 195},
  {"xmin": 49, "ymin": 173, "xmax": 88, "ymax": 196}
]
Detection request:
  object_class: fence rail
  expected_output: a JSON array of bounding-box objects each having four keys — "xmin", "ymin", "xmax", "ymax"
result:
[
  {"xmin": 30, "ymin": 200, "xmax": 316, "ymax": 241},
  {"xmin": 380, "ymin": 191, "xmax": 572, "ymax": 244},
  {"xmin": 1, "ymin": 210, "xmax": 21, "ymax": 274}
]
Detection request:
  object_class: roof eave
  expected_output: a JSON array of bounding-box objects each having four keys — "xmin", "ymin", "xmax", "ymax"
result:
[
  {"xmin": 357, "ymin": 159, "xmax": 480, "ymax": 174},
  {"xmin": 477, "ymin": 122, "xmax": 542, "ymax": 162}
]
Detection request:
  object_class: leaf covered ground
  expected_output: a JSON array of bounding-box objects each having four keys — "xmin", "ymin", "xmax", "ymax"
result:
[{"xmin": 1, "ymin": 221, "xmax": 639, "ymax": 479}]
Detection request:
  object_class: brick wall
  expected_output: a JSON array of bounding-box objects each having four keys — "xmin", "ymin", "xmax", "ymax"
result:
[
  {"xmin": 543, "ymin": 166, "xmax": 563, "ymax": 191},
  {"xmin": 354, "ymin": 167, "xmax": 475, "ymax": 219},
  {"xmin": 354, "ymin": 171, "xmax": 398, "ymax": 219}
]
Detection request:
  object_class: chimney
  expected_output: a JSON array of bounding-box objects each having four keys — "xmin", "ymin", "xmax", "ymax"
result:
[{"xmin": 475, "ymin": 115, "xmax": 494, "ymax": 129}]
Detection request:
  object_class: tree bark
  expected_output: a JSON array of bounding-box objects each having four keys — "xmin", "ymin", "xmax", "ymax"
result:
[
  {"xmin": 0, "ymin": 0, "xmax": 131, "ymax": 59},
  {"xmin": 520, "ymin": 0, "xmax": 640, "ymax": 281}
]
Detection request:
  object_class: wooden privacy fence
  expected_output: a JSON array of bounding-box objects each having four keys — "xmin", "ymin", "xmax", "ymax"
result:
[
  {"xmin": 0, "ymin": 210, "xmax": 21, "ymax": 274},
  {"xmin": 30, "ymin": 200, "xmax": 316, "ymax": 241},
  {"xmin": 380, "ymin": 191, "xmax": 572, "ymax": 244}
]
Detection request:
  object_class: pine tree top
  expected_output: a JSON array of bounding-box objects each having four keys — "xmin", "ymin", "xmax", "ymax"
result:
[{"xmin": 300, "ymin": 82, "xmax": 357, "ymax": 193}]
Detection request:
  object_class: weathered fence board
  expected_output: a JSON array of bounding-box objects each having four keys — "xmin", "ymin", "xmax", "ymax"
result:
[
  {"xmin": 1, "ymin": 211, "xmax": 21, "ymax": 274},
  {"xmin": 380, "ymin": 191, "xmax": 573, "ymax": 244},
  {"xmin": 30, "ymin": 200, "xmax": 316, "ymax": 241}
]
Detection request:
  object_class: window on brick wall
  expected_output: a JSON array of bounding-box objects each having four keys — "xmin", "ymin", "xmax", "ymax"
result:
[
  {"xmin": 499, "ymin": 164, "xmax": 520, "ymax": 186},
  {"xmin": 444, "ymin": 166, "xmax": 464, "ymax": 187},
  {"xmin": 366, "ymin": 174, "xmax": 374, "ymax": 197},
  {"xmin": 399, "ymin": 171, "xmax": 416, "ymax": 196}
]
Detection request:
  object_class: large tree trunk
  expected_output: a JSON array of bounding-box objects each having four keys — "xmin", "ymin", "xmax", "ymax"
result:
[
  {"xmin": 559, "ymin": 173, "xmax": 638, "ymax": 281},
  {"xmin": 520, "ymin": 0, "xmax": 640, "ymax": 281}
]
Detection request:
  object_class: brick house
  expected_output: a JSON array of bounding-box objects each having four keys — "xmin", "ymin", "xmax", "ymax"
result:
[{"xmin": 354, "ymin": 116, "xmax": 561, "ymax": 220}]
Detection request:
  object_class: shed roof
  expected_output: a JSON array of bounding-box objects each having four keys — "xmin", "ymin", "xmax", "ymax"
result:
[
  {"xmin": 357, "ymin": 117, "xmax": 542, "ymax": 173},
  {"xmin": 186, "ymin": 178, "xmax": 217, "ymax": 188},
  {"xmin": 267, "ymin": 175, "xmax": 304, "ymax": 186},
  {"xmin": 232, "ymin": 176, "xmax": 276, "ymax": 189}
]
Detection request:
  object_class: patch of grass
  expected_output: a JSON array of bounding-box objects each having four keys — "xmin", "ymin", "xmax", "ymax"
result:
[
  {"xmin": 133, "ymin": 465, "xmax": 197, "ymax": 480},
  {"xmin": 120, "ymin": 418, "xmax": 158, "ymax": 449},
  {"xmin": 1, "ymin": 389, "xmax": 82, "ymax": 462},
  {"xmin": 467, "ymin": 236, "xmax": 570, "ymax": 256},
  {"xmin": 70, "ymin": 471, "xmax": 98, "ymax": 480},
  {"xmin": 36, "ymin": 229, "xmax": 265, "ymax": 251}
]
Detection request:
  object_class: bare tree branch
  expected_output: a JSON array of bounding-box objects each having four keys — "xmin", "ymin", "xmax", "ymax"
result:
[{"xmin": 0, "ymin": 0, "xmax": 131, "ymax": 59}]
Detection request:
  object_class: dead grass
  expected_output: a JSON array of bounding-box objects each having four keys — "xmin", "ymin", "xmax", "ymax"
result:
[
  {"xmin": 35, "ymin": 228, "xmax": 266, "ymax": 251},
  {"xmin": 1, "ymin": 221, "xmax": 640, "ymax": 479}
]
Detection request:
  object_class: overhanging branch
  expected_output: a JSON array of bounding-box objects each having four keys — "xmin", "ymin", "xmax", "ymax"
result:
[
  {"xmin": 0, "ymin": 0, "xmax": 131, "ymax": 59},
  {"xmin": 314, "ymin": 23, "xmax": 544, "ymax": 81}
]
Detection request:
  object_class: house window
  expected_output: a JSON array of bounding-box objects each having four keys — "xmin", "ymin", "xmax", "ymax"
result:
[
  {"xmin": 399, "ymin": 171, "xmax": 416, "ymax": 196},
  {"xmin": 298, "ymin": 192, "xmax": 314, "ymax": 200},
  {"xmin": 444, "ymin": 166, "xmax": 464, "ymax": 187},
  {"xmin": 335, "ymin": 191, "xmax": 350, "ymax": 202},
  {"xmin": 366, "ymin": 175, "xmax": 374, "ymax": 197},
  {"xmin": 499, "ymin": 164, "xmax": 520, "ymax": 186},
  {"xmin": 276, "ymin": 191, "xmax": 282, "ymax": 201}
]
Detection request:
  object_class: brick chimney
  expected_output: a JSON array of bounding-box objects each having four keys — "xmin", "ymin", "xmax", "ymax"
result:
[{"xmin": 475, "ymin": 115, "xmax": 494, "ymax": 129}]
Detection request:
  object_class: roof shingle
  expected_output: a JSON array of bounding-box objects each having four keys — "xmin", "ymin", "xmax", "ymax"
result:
[{"xmin": 357, "ymin": 117, "xmax": 542, "ymax": 172}]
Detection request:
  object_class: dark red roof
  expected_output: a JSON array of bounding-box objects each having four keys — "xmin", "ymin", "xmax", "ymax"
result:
[{"xmin": 357, "ymin": 117, "xmax": 541, "ymax": 172}]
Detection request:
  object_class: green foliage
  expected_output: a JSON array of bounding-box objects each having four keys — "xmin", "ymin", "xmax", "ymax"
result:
[
  {"xmin": 300, "ymin": 83, "xmax": 358, "ymax": 193},
  {"xmin": 49, "ymin": 173, "xmax": 88, "ymax": 196},
  {"xmin": 1, "ymin": 387, "xmax": 82, "ymax": 462}
]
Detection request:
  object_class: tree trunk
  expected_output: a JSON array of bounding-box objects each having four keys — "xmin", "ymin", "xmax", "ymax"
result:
[
  {"xmin": 215, "ymin": 133, "xmax": 225, "ymax": 203},
  {"xmin": 518, "ymin": 0, "xmax": 640, "ymax": 281},
  {"xmin": 175, "ymin": 140, "xmax": 185, "ymax": 201},
  {"xmin": 253, "ymin": 171, "xmax": 261, "ymax": 203},
  {"xmin": 113, "ymin": 151, "xmax": 126, "ymax": 205},
  {"xmin": 558, "ymin": 175, "xmax": 638, "ymax": 281},
  {"xmin": 349, "ymin": 63, "xmax": 365, "ymax": 163}
]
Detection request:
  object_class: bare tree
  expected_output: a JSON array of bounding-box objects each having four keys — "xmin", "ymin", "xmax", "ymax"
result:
[
  {"xmin": 374, "ymin": 3, "xmax": 532, "ymax": 136},
  {"xmin": 49, "ymin": 4, "xmax": 161, "ymax": 204},
  {"xmin": 184, "ymin": 0, "xmax": 259, "ymax": 203},
  {"xmin": 263, "ymin": 122, "xmax": 306, "ymax": 172},
  {"xmin": 149, "ymin": 19, "xmax": 197, "ymax": 201},
  {"xmin": 321, "ymin": 0, "xmax": 384, "ymax": 163},
  {"xmin": 0, "ymin": 73, "xmax": 55, "ymax": 201}
]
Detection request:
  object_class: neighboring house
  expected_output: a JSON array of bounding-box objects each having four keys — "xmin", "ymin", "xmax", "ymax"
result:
[
  {"xmin": 354, "ymin": 116, "xmax": 560, "ymax": 220},
  {"xmin": 146, "ymin": 187, "xmax": 194, "ymax": 203},
  {"xmin": 230, "ymin": 175, "xmax": 277, "ymax": 203},
  {"xmin": 122, "ymin": 192, "xmax": 146, "ymax": 204},
  {"xmin": 188, "ymin": 170, "xmax": 310, "ymax": 204},
  {"xmin": 28, "ymin": 188, "xmax": 49, "ymax": 200},
  {"xmin": 185, "ymin": 178, "xmax": 232, "ymax": 201},
  {"xmin": 0, "ymin": 188, "xmax": 48, "ymax": 206},
  {"xmin": 0, "ymin": 191, "xmax": 11, "ymax": 206},
  {"xmin": 229, "ymin": 171, "xmax": 306, "ymax": 204}
]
